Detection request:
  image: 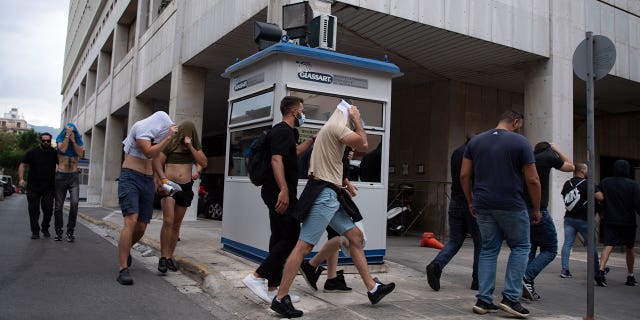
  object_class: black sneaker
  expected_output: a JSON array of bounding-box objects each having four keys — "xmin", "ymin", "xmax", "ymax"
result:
[
  {"xmin": 31, "ymin": 234, "xmax": 40, "ymax": 239},
  {"xmin": 367, "ymin": 282, "xmax": 396, "ymax": 304},
  {"xmin": 472, "ymin": 299, "xmax": 499, "ymax": 314},
  {"xmin": 54, "ymin": 234, "xmax": 63, "ymax": 241},
  {"xmin": 42, "ymin": 230, "xmax": 51, "ymax": 238},
  {"xmin": 167, "ymin": 258, "xmax": 178, "ymax": 272},
  {"xmin": 117, "ymin": 268, "xmax": 133, "ymax": 285},
  {"xmin": 158, "ymin": 257, "xmax": 168, "ymax": 273},
  {"xmin": 595, "ymin": 270, "xmax": 607, "ymax": 287},
  {"xmin": 65, "ymin": 233, "xmax": 75, "ymax": 242},
  {"xmin": 626, "ymin": 275, "xmax": 638, "ymax": 286},
  {"xmin": 426, "ymin": 262, "xmax": 441, "ymax": 291},
  {"xmin": 324, "ymin": 270, "xmax": 352, "ymax": 292},
  {"xmin": 300, "ymin": 260, "xmax": 323, "ymax": 291},
  {"xmin": 522, "ymin": 277, "xmax": 540, "ymax": 300},
  {"xmin": 499, "ymin": 296, "xmax": 530, "ymax": 318},
  {"xmin": 127, "ymin": 254, "xmax": 132, "ymax": 267},
  {"xmin": 270, "ymin": 295, "xmax": 303, "ymax": 318},
  {"xmin": 470, "ymin": 278, "xmax": 478, "ymax": 290}
]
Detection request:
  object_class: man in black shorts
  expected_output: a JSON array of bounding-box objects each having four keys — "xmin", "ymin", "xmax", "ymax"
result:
[{"xmin": 595, "ymin": 159, "xmax": 640, "ymax": 287}]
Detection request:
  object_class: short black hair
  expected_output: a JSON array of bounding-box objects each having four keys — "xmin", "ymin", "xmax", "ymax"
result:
[
  {"xmin": 40, "ymin": 132, "xmax": 52, "ymax": 139},
  {"xmin": 534, "ymin": 141, "xmax": 551, "ymax": 154},
  {"xmin": 499, "ymin": 110, "xmax": 524, "ymax": 122},
  {"xmin": 280, "ymin": 96, "xmax": 304, "ymax": 115}
]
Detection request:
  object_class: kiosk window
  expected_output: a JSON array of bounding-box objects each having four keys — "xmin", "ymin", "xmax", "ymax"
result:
[
  {"xmin": 348, "ymin": 134, "xmax": 383, "ymax": 183},
  {"xmin": 229, "ymin": 91, "xmax": 274, "ymax": 126},
  {"xmin": 228, "ymin": 125, "xmax": 272, "ymax": 177},
  {"xmin": 289, "ymin": 90, "xmax": 384, "ymax": 129}
]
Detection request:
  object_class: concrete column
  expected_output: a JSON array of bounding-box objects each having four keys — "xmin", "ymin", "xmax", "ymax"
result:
[
  {"xmin": 168, "ymin": 65, "xmax": 206, "ymax": 221},
  {"xmin": 101, "ymin": 116, "xmax": 125, "ymax": 208},
  {"xmin": 87, "ymin": 126, "xmax": 105, "ymax": 204},
  {"xmin": 523, "ymin": 1, "xmax": 583, "ymax": 245}
]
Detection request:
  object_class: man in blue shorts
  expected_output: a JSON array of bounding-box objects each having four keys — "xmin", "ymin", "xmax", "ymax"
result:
[
  {"xmin": 270, "ymin": 102, "xmax": 395, "ymax": 318},
  {"xmin": 116, "ymin": 111, "xmax": 177, "ymax": 285},
  {"xmin": 461, "ymin": 110, "xmax": 541, "ymax": 318}
]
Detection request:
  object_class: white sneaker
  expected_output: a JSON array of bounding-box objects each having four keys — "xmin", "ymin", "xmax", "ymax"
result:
[
  {"xmin": 242, "ymin": 274, "xmax": 269, "ymax": 302},
  {"xmin": 267, "ymin": 289, "xmax": 300, "ymax": 303}
]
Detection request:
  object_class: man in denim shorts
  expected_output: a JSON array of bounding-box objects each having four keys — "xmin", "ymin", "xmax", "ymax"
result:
[
  {"xmin": 270, "ymin": 102, "xmax": 395, "ymax": 318},
  {"xmin": 116, "ymin": 111, "xmax": 177, "ymax": 285}
]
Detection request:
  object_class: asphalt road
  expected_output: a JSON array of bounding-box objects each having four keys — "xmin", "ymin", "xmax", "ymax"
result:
[{"xmin": 0, "ymin": 194, "xmax": 221, "ymax": 320}]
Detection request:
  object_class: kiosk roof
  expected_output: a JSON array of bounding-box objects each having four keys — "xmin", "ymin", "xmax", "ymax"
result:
[{"xmin": 222, "ymin": 42, "xmax": 401, "ymax": 77}]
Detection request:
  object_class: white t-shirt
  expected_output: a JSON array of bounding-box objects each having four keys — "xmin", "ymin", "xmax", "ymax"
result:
[
  {"xmin": 122, "ymin": 111, "xmax": 173, "ymax": 160},
  {"xmin": 309, "ymin": 109, "xmax": 354, "ymax": 186}
]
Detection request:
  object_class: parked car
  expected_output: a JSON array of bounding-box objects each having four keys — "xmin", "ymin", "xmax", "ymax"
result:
[
  {"xmin": 198, "ymin": 173, "xmax": 224, "ymax": 220},
  {"xmin": 1, "ymin": 175, "xmax": 14, "ymax": 197}
]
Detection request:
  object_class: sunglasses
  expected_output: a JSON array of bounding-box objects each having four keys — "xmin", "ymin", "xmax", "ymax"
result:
[{"xmin": 41, "ymin": 139, "xmax": 51, "ymax": 143}]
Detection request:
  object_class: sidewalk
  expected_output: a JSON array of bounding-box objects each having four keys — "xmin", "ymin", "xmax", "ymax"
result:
[{"xmin": 78, "ymin": 204, "xmax": 639, "ymax": 319}]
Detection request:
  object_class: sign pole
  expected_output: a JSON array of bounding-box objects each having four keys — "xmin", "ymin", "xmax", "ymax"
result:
[{"xmin": 585, "ymin": 31, "xmax": 596, "ymax": 320}]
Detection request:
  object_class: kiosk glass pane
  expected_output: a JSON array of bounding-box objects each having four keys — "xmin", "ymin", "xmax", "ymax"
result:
[
  {"xmin": 289, "ymin": 90, "xmax": 383, "ymax": 128},
  {"xmin": 348, "ymin": 134, "xmax": 383, "ymax": 183},
  {"xmin": 228, "ymin": 125, "xmax": 271, "ymax": 176},
  {"xmin": 229, "ymin": 91, "xmax": 273, "ymax": 125}
]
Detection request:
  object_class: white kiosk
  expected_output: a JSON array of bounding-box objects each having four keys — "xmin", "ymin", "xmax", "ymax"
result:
[{"xmin": 221, "ymin": 42, "xmax": 400, "ymax": 264}]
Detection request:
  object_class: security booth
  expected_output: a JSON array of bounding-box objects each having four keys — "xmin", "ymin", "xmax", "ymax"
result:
[{"xmin": 221, "ymin": 41, "xmax": 400, "ymax": 264}]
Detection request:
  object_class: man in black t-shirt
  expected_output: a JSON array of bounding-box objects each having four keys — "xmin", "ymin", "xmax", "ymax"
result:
[
  {"xmin": 18, "ymin": 132, "xmax": 58, "ymax": 239},
  {"xmin": 559, "ymin": 163, "xmax": 600, "ymax": 278},
  {"xmin": 522, "ymin": 142, "xmax": 574, "ymax": 301},
  {"xmin": 243, "ymin": 96, "xmax": 315, "ymax": 303},
  {"xmin": 595, "ymin": 159, "xmax": 640, "ymax": 287}
]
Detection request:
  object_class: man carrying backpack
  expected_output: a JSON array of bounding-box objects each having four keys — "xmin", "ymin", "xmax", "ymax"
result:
[
  {"xmin": 560, "ymin": 163, "xmax": 600, "ymax": 279},
  {"xmin": 242, "ymin": 96, "xmax": 315, "ymax": 303}
]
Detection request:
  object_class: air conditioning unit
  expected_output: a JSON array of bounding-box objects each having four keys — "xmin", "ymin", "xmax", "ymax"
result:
[{"xmin": 307, "ymin": 14, "xmax": 337, "ymax": 51}]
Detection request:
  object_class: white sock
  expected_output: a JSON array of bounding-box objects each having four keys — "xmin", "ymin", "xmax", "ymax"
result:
[
  {"xmin": 629, "ymin": 273, "xmax": 634, "ymax": 277},
  {"xmin": 368, "ymin": 283, "xmax": 380, "ymax": 293}
]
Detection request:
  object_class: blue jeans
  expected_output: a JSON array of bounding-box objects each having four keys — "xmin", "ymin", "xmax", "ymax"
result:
[
  {"xmin": 525, "ymin": 209, "xmax": 557, "ymax": 282},
  {"xmin": 54, "ymin": 172, "xmax": 80, "ymax": 235},
  {"xmin": 561, "ymin": 217, "xmax": 599, "ymax": 271},
  {"xmin": 432, "ymin": 198, "xmax": 481, "ymax": 280},
  {"xmin": 476, "ymin": 209, "xmax": 530, "ymax": 303}
]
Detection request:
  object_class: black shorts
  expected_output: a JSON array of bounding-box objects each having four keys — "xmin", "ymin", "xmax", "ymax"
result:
[
  {"xmin": 171, "ymin": 181, "xmax": 194, "ymax": 207},
  {"xmin": 602, "ymin": 224, "xmax": 636, "ymax": 248}
]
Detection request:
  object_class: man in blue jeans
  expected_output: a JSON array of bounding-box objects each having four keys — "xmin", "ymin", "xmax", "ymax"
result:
[
  {"xmin": 53, "ymin": 123, "xmax": 85, "ymax": 242},
  {"xmin": 560, "ymin": 163, "xmax": 600, "ymax": 278},
  {"xmin": 426, "ymin": 135, "xmax": 481, "ymax": 291},
  {"xmin": 522, "ymin": 142, "xmax": 574, "ymax": 301},
  {"xmin": 461, "ymin": 110, "xmax": 541, "ymax": 318}
]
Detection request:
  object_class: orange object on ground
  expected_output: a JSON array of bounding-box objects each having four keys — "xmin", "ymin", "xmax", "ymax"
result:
[{"xmin": 420, "ymin": 232, "xmax": 444, "ymax": 249}]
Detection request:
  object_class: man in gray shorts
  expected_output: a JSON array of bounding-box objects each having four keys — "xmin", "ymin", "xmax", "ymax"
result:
[
  {"xmin": 116, "ymin": 111, "xmax": 177, "ymax": 285},
  {"xmin": 270, "ymin": 102, "xmax": 395, "ymax": 318}
]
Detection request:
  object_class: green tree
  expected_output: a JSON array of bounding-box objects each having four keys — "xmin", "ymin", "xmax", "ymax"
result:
[{"xmin": 17, "ymin": 129, "xmax": 39, "ymax": 150}]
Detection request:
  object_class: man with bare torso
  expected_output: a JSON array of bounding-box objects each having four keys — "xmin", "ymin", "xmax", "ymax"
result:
[
  {"xmin": 53, "ymin": 123, "xmax": 85, "ymax": 242},
  {"xmin": 116, "ymin": 111, "xmax": 177, "ymax": 285}
]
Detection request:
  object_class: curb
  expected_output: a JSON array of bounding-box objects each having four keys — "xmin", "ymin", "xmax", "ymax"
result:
[{"xmin": 77, "ymin": 212, "xmax": 210, "ymax": 282}]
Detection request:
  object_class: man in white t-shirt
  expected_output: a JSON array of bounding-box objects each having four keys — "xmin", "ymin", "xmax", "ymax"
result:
[
  {"xmin": 270, "ymin": 102, "xmax": 395, "ymax": 318},
  {"xmin": 116, "ymin": 111, "xmax": 177, "ymax": 285}
]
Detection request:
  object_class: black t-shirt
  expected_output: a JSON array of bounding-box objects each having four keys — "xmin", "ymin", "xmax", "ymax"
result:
[
  {"xmin": 597, "ymin": 177, "xmax": 640, "ymax": 226},
  {"xmin": 526, "ymin": 147, "xmax": 564, "ymax": 209},
  {"xmin": 22, "ymin": 146, "xmax": 58, "ymax": 192},
  {"xmin": 561, "ymin": 177, "xmax": 588, "ymax": 220},
  {"xmin": 450, "ymin": 143, "xmax": 466, "ymax": 202},
  {"xmin": 261, "ymin": 122, "xmax": 299, "ymax": 209}
]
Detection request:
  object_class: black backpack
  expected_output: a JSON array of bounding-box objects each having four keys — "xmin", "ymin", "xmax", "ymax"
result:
[{"xmin": 247, "ymin": 128, "xmax": 271, "ymax": 186}]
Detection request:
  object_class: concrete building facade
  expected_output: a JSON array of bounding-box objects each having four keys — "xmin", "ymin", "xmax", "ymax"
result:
[
  {"xmin": 1, "ymin": 108, "xmax": 29, "ymax": 134},
  {"xmin": 61, "ymin": 0, "xmax": 640, "ymax": 238}
]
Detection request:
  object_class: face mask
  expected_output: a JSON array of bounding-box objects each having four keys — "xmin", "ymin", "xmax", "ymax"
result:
[{"xmin": 294, "ymin": 112, "xmax": 306, "ymax": 127}]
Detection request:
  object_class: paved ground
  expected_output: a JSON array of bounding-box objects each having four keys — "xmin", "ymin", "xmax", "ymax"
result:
[{"xmin": 73, "ymin": 201, "xmax": 640, "ymax": 319}]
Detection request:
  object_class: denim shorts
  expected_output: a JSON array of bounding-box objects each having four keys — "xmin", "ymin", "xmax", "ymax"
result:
[
  {"xmin": 118, "ymin": 168, "xmax": 154, "ymax": 224},
  {"xmin": 299, "ymin": 188, "xmax": 356, "ymax": 246}
]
